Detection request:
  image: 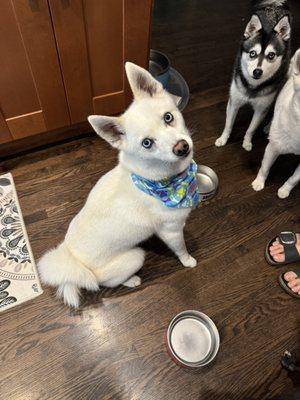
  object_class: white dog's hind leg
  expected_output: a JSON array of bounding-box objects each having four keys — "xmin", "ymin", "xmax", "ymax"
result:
[
  {"xmin": 215, "ymin": 97, "xmax": 241, "ymax": 147},
  {"xmin": 94, "ymin": 248, "xmax": 145, "ymax": 288},
  {"xmin": 278, "ymin": 164, "xmax": 300, "ymax": 199},
  {"xmin": 157, "ymin": 222, "xmax": 197, "ymax": 268},
  {"xmin": 242, "ymin": 108, "xmax": 268, "ymax": 151},
  {"xmin": 252, "ymin": 143, "xmax": 279, "ymax": 191}
]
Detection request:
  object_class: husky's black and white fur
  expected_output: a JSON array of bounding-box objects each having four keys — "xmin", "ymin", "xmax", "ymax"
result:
[{"xmin": 215, "ymin": 0, "xmax": 292, "ymax": 151}]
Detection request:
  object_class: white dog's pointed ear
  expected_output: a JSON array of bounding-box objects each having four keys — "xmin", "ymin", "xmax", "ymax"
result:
[
  {"xmin": 88, "ymin": 115, "xmax": 124, "ymax": 149},
  {"xmin": 274, "ymin": 16, "xmax": 291, "ymax": 41},
  {"xmin": 125, "ymin": 62, "xmax": 163, "ymax": 98},
  {"xmin": 244, "ymin": 15, "xmax": 262, "ymax": 39}
]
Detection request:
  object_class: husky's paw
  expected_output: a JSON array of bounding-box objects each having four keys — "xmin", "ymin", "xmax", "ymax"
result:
[
  {"xmin": 215, "ymin": 136, "xmax": 227, "ymax": 147},
  {"xmin": 242, "ymin": 140, "xmax": 252, "ymax": 152},
  {"xmin": 123, "ymin": 275, "xmax": 141, "ymax": 287},
  {"xmin": 278, "ymin": 186, "xmax": 290, "ymax": 199},
  {"xmin": 180, "ymin": 254, "xmax": 197, "ymax": 268},
  {"xmin": 252, "ymin": 177, "xmax": 265, "ymax": 192}
]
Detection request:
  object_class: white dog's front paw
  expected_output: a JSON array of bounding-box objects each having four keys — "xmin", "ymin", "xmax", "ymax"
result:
[
  {"xmin": 215, "ymin": 136, "xmax": 227, "ymax": 147},
  {"xmin": 123, "ymin": 275, "xmax": 141, "ymax": 287},
  {"xmin": 242, "ymin": 140, "xmax": 253, "ymax": 152},
  {"xmin": 180, "ymin": 254, "xmax": 197, "ymax": 268},
  {"xmin": 278, "ymin": 186, "xmax": 290, "ymax": 199},
  {"xmin": 252, "ymin": 177, "xmax": 265, "ymax": 192}
]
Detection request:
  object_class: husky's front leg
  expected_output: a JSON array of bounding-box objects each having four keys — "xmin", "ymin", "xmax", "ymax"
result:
[
  {"xmin": 157, "ymin": 222, "xmax": 197, "ymax": 268},
  {"xmin": 252, "ymin": 142, "xmax": 279, "ymax": 191},
  {"xmin": 278, "ymin": 164, "xmax": 300, "ymax": 199},
  {"xmin": 215, "ymin": 97, "xmax": 241, "ymax": 147},
  {"xmin": 242, "ymin": 108, "xmax": 268, "ymax": 151}
]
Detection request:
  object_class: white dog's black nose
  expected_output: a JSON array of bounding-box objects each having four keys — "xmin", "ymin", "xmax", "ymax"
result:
[
  {"xmin": 253, "ymin": 68, "xmax": 263, "ymax": 79},
  {"xmin": 173, "ymin": 140, "xmax": 190, "ymax": 157}
]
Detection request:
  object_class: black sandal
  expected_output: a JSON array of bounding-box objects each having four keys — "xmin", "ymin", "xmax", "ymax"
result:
[
  {"xmin": 278, "ymin": 267, "xmax": 300, "ymax": 299},
  {"xmin": 265, "ymin": 232, "xmax": 300, "ymax": 266}
]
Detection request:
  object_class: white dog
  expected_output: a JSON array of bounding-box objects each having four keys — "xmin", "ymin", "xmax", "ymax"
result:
[
  {"xmin": 252, "ymin": 49, "xmax": 300, "ymax": 198},
  {"xmin": 38, "ymin": 62, "xmax": 198, "ymax": 308}
]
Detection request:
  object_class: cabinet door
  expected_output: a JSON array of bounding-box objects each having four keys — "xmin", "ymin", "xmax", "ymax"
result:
[
  {"xmin": 49, "ymin": 0, "xmax": 153, "ymax": 124},
  {"xmin": 0, "ymin": 0, "xmax": 70, "ymax": 140}
]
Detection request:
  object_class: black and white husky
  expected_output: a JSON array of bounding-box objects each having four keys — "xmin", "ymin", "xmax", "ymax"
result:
[{"xmin": 215, "ymin": 0, "xmax": 292, "ymax": 151}]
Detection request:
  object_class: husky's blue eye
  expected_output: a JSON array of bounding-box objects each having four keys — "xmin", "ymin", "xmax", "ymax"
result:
[
  {"xmin": 142, "ymin": 138, "xmax": 153, "ymax": 149},
  {"xmin": 249, "ymin": 50, "xmax": 257, "ymax": 58},
  {"xmin": 164, "ymin": 112, "xmax": 174, "ymax": 124},
  {"xmin": 267, "ymin": 52, "xmax": 276, "ymax": 60}
]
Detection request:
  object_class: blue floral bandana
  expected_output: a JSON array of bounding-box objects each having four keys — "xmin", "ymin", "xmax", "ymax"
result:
[{"xmin": 131, "ymin": 160, "xmax": 200, "ymax": 209}]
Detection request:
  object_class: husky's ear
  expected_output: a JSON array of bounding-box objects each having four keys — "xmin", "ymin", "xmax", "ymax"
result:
[
  {"xmin": 244, "ymin": 15, "xmax": 262, "ymax": 39},
  {"xmin": 274, "ymin": 16, "xmax": 291, "ymax": 41},
  {"xmin": 293, "ymin": 49, "xmax": 300, "ymax": 75},
  {"xmin": 125, "ymin": 62, "xmax": 163, "ymax": 99},
  {"xmin": 88, "ymin": 115, "xmax": 124, "ymax": 149},
  {"xmin": 293, "ymin": 49, "xmax": 300, "ymax": 92}
]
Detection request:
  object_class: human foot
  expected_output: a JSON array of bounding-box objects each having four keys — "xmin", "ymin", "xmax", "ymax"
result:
[
  {"xmin": 281, "ymin": 270, "xmax": 300, "ymax": 296},
  {"xmin": 269, "ymin": 233, "xmax": 300, "ymax": 263}
]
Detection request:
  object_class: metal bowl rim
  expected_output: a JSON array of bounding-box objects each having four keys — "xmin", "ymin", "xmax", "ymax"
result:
[
  {"xmin": 166, "ymin": 310, "xmax": 220, "ymax": 367},
  {"xmin": 149, "ymin": 49, "xmax": 171, "ymax": 76},
  {"xmin": 197, "ymin": 165, "xmax": 219, "ymax": 187}
]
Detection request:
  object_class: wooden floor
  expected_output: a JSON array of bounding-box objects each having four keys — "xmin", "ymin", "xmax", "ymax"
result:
[{"xmin": 1, "ymin": 1, "xmax": 300, "ymax": 399}]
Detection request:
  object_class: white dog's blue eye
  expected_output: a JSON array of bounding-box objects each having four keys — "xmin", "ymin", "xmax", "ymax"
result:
[
  {"xmin": 249, "ymin": 50, "xmax": 257, "ymax": 58},
  {"xmin": 164, "ymin": 112, "xmax": 174, "ymax": 124},
  {"xmin": 142, "ymin": 138, "xmax": 153, "ymax": 149}
]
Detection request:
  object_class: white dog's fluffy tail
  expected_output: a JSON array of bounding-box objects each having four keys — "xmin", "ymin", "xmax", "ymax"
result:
[
  {"xmin": 38, "ymin": 242, "xmax": 98, "ymax": 308},
  {"xmin": 56, "ymin": 283, "xmax": 81, "ymax": 308}
]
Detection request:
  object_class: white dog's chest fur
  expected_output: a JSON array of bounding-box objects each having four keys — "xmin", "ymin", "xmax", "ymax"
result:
[
  {"xmin": 65, "ymin": 164, "xmax": 191, "ymax": 268},
  {"xmin": 269, "ymin": 79, "xmax": 300, "ymax": 154}
]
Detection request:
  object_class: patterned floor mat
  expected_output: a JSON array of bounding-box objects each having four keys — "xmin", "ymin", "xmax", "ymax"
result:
[{"xmin": 0, "ymin": 173, "xmax": 43, "ymax": 312}]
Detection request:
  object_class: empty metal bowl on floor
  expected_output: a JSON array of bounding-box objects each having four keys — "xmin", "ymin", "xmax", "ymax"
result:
[
  {"xmin": 166, "ymin": 310, "xmax": 220, "ymax": 368},
  {"xmin": 197, "ymin": 165, "xmax": 219, "ymax": 202}
]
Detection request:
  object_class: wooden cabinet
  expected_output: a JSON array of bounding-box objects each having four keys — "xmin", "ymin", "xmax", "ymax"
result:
[
  {"xmin": 48, "ymin": 0, "xmax": 152, "ymax": 123},
  {"xmin": 0, "ymin": 0, "xmax": 70, "ymax": 142},
  {"xmin": 0, "ymin": 0, "xmax": 152, "ymax": 147}
]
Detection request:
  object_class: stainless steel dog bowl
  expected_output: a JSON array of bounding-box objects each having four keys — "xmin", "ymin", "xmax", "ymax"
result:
[
  {"xmin": 149, "ymin": 49, "xmax": 170, "ymax": 88},
  {"xmin": 149, "ymin": 49, "xmax": 190, "ymax": 111},
  {"xmin": 166, "ymin": 310, "xmax": 220, "ymax": 368},
  {"xmin": 197, "ymin": 165, "xmax": 219, "ymax": 202}
]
